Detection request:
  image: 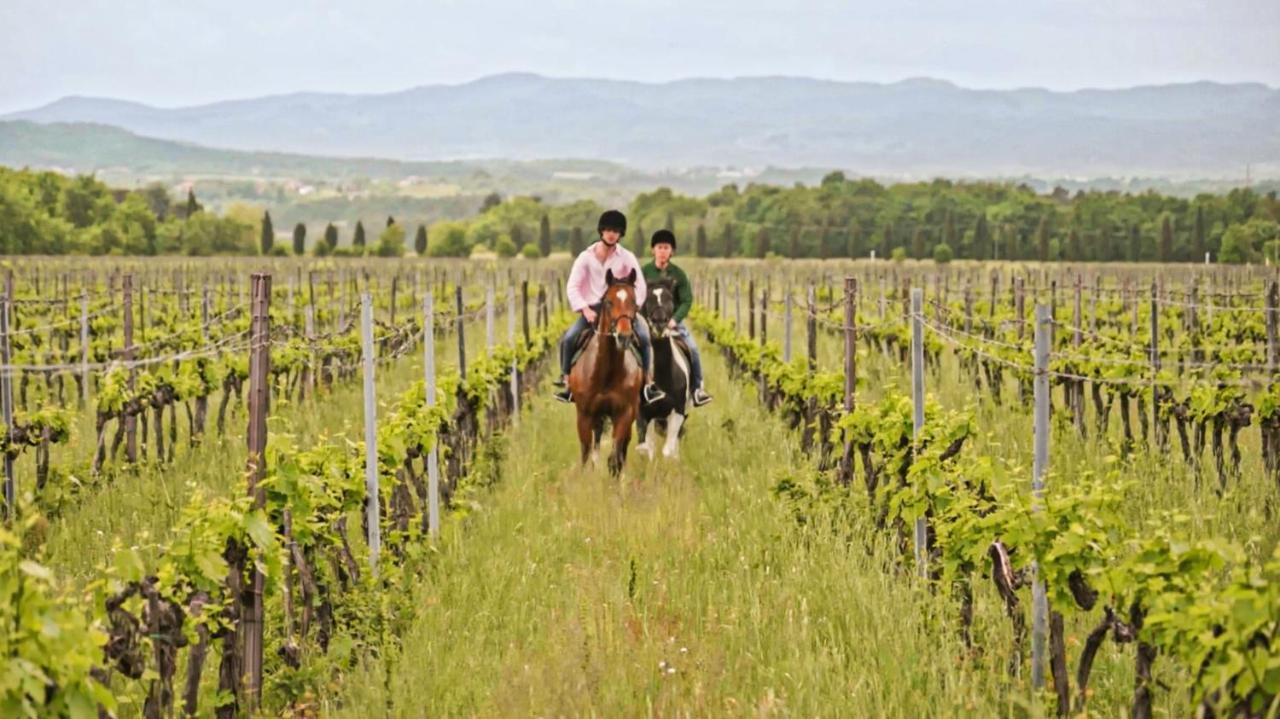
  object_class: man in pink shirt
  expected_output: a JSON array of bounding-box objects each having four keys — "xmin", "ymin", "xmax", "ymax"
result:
[{"xmin": 554, "ymin": 210, "xmax": 665, "ymax": 405}]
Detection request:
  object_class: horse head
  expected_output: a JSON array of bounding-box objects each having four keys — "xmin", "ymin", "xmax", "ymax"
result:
[
  {"xmin": 644, "ymin": 278, "xmax": 677, "ymax": 336},
  {"xmin": 601, "ymin": 268, "xmax": 639, "ymax": 351}
]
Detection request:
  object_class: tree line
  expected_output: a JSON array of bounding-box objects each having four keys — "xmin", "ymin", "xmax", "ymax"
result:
[{"xmin": 3, "ymin": 167, "xmax": 1278, "ymax": 263}]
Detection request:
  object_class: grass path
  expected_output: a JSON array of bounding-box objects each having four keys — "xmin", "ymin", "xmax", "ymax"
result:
[{"xmin": 323, "ymin": 346, "xmax": 1019, "ymax": 718}]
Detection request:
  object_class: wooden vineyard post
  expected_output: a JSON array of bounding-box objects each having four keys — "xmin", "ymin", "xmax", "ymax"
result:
[
  {"xmin": 201, "ymin": 286, "xmax": 211, "ymax": 341},
  {"xmin": 1073, "ymin": 275, "xmax": 1085, "ymax": 435},
  {"xmin": 0, "ymin": 292, "xmax": 13, "ymax": 520},
  {"xmin": 242, "ymin": 272, "xmax": 272, "ymax": 710},
  {"xmin": 783, "ymin": 286, "xmax": 793, "ymax": 363},
  {"xmin": 989, "ymin": 272, "xmax": 998, "ymax": 328},
  {"xmin": 760, "ymin": 287, "xmax": 769, "ymax": 345},
  {"xmin": 748, "ymin": 279, "xmax": 756, "ymax": 340},
  {"xmin": 508, "ymin": 288, "xmax": 519, "ymax": 425},
  {"xmin": 80, "ymin": 291, "xmax": 90, "ymax": 407},
  {"xmin": 455, "ymin": 286, "xmax": 467, "ymax": 380},
  {"xmin": 486, "ymin": 283, "xmax": 495, "ymax": 355},
  {"xmin": 713, "ymin": 278, "xmax": 720, "ymax": 314},
  {"xmin": 1267, "ymin": 280, "xmax": 1278, "ymax": 370},
  {"xmin": 1030, "ymin": 304, "xmax": 1051, "ymax": 692},
  {"xmin": 303, "ymin": 306, "xmax": 315, "ymax": 400},
  {"xmin": 735, "ymin": 278, "xmax": 742, "ymax": 333},
  {"xmin": 424, "ymin": 292, "xmax": 441, "ymax": 537},
  {"xmin": 390, "ymin": 275, "xmax": 398, "ymax": 328},
  {"xmin": 839, "ymin": 278, "xmax": 858, "ymax": 486},
  {"xmin": 522, "ymin": 280, "xmax": 531, "ymax": 345},
  {"xmin": 806, "ymin": 285, "xmax": 817, "ymax": 371},
  {"xmin": 1015, "ymin": 277, "xmax": 1026, "ymax": 342},
  {"xmin": 123, "ymin": 275, "xmax": 137, "ymax": 464},
  {"xmin": 360, "ymin": 293, "xmax": 381, "ymax": 576},
  {"xmin": 910, "ymin": 288, "xmax": 926, "ymax": 578},
  {"xmin": 1151, "ymin": 282, "xmax": 1163, "ymax": 451}
]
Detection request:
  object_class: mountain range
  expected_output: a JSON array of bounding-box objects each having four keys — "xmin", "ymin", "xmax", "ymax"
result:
[{"xmin": 5, "ymin": 73, "xmax": 1279, "ymax": 178}]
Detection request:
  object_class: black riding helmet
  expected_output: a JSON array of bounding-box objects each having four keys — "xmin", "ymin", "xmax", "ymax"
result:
[
  {"xmin": 597, "ymin": 210, "xmax": 627, "ymax": 237},
  {"xmin": 650, "ymin": 229, "xmax": 676, "ymax": 250}
]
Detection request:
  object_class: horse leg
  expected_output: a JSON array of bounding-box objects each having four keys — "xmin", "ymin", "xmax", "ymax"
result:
[
  {"xmin": 662, "ymin": 411, "xmax": 685, "ymax": 459},
  {"xmin": 592, "ymin": 416, "xmax": 605, "ymax": 467},
  {"xmin": 636, "ymin": 412, "xmax": 654, "ymax": 458},
  {"xmin": 576, "ymin": 411, "xmax": 594, "ymax": 466},
  {"xmin": 609, "ymin": 406, "xmax": 635, "ymax": 477}
]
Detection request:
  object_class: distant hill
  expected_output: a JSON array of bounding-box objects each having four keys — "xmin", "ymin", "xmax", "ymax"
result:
[
  {"xmin": 6, "ymin": 73, "xmax": 1279, "ymax": 178},
  {"xmin": 0, "ymin": 119, "xmax": 630, "ymax": 181}
]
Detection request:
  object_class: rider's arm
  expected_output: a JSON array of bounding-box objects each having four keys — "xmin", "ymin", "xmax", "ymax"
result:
[
  {"xmin": 672, "ymin": 266, "xmax": 694, "ymax": 324},
  {"xmin": 565, "ymin": 254, "xmax": 590, "ymax": 312},
  {"xmin": 630, "ymin": 253, "xmax": 648, "ymax": 308}
]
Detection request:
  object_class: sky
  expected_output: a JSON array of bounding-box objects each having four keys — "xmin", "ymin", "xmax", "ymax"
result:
[{"xmin": 3, "ymin": 0, "xmax": 1278, "ymax": 114}]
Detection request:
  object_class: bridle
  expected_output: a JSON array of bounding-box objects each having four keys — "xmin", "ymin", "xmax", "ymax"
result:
[{"xmin": 597, "ymin": 287, "xmax": 637, "ymax": 345}]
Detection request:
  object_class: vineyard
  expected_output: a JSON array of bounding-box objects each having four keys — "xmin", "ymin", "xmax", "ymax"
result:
[{"xmin": 5, "ymin": 257, "xmax": 1280, "ymax": 717}]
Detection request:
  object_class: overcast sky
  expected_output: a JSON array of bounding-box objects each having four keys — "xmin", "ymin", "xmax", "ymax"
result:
[{"xmin": 3, "ymin": 0, "xmax": 1277, "ymax": 113}]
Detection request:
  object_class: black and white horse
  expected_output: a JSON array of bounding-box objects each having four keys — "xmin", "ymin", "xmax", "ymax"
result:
[{"xmin": 637, "ymin": 279, "xmax": 690, "ymax": 459}]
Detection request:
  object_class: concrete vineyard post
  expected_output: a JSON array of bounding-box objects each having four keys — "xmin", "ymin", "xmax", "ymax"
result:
[
  {"xmin": 1031, "ymin": 304, "xmax": 1052, "ymax": 691},
  {"xmin": 243, "ymin": 272, "xmax": 272, "ymax": 709},
  {"xmin": 424, "ymin": 292, "xmax": 440, "ymax": 537},
  {"xmin": 910, "ymin": 288, "xmax": 926, "ymax": 578},
  {"xmin": 360, "ymin": 294, "xmax": 381, "ymax": 576}
]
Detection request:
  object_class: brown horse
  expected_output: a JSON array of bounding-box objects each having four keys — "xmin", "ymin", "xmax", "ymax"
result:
[{"xmin": 569, "ymin": 268, "xmax": 643, "ymax": 475}]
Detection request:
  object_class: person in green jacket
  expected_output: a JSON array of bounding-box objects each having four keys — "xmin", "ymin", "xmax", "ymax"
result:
[{"xmin": 643, "ymin": 229, "xmax": 713, "ymax": 407}]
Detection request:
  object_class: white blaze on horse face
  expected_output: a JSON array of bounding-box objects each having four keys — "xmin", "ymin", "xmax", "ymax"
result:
[{"xmin": 617, "ymin": 289, "xmax": 628, "ymax": 303}]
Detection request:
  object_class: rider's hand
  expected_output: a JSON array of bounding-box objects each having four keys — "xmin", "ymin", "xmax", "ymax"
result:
[
  {"xmin": 582, "ymin": 307, "xmax": 598, "ymax": 324},
  {"xmin": 667, "ymin": 319, "xmax": 678, "ymax": 330}
]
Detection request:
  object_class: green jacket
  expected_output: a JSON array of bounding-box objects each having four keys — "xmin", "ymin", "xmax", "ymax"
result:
[{"xmin": 642, "ymin": 260, "xmax": 693, "ymax": 323}]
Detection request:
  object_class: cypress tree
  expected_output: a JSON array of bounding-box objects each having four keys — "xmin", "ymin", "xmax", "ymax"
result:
[
  {"xmin": 847, "ymin": 226, "xmax": 861, "ymax": 258},
  {"xmin": 185, "ymin": 189, "xmax": 200, "ymax": 218},
  {"xmin": 755, "ymin": 227, "xmax": 770, "ymax": 258},
  {"xmin": 695, "ymin": 225, "xmax": 708, "ymax": 257},
  {"xmin": 539, "ymin": 214, "xmax": 552, "ymax": 256},
  {"xmin": 414, "ymin": 225, "xmax": 428, "ymax": 255},
  {"xmin": 943, "ymin": 210, "xmax": 958, "ymax": 250},
  {"xmin": 353, "ymin": 220, "xmax": 366, "ymax": 249},
  {"xmin": 664, "ymin": 211, "xmax": 674, "ymax": 231},
  {"xmin": 720, "ymin": 222, "xmax": 736, "ymax": 257},
  {"xmin": 1128, "ymin": 223, "xmax": 1142, "ymax": 262},
  {"xmin": 635, "ymin": 222, "xmax": 645, "ymax": 259},
  {"xmin": 510, "ymin": 224, "xmax": 525, "ymax": 249},
  {"xmin": 570, "ymin": 226, "xmax": 584, "ymax": 255},
  {"xmin": 881, "ymin": 223, "xmax": 894, "ymax": 258},
  {"xmin": 260, "ymin": 211, "xmax": 274, "ymax": 255},
  {"xmin": 1068, "ymin": 227, "xmax": 1081, "ymax": 262},
  {"xmin": 386, "ymin": 215, "xmax": 395, "ymax": 228},
  {"xmin": 1160, "ymin": 214, "xmax": 1173, "ymax": 263},
  {"xmin": 789, "ymin": 226, "xmax": 801, "ymax": 259},
  {"xmin": 911, "ymin": 227, "xmax": 925, "ymax": 260},
  {"xmin": 1193, "ymin": 205, "xmax": 1206, "ymax": 261},
  {"xmin": 1036, "ymin": 215, "xmax": 1051, "ymax": 262},
  {"xmin": 973, "ymin": 214, "xmax": 990, "ymax": 260},
  {"xmin": 292, "ymin": 222, "xmax": 306, "ymax": 255},
  {"xmin": 324, "ymin": 223, "xmax": 338, "ymax": 251}
]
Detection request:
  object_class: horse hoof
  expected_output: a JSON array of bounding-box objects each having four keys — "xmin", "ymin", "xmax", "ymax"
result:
[{"xmin": 637, "ymin": 443, "xmax": 653, "ymax": 459}]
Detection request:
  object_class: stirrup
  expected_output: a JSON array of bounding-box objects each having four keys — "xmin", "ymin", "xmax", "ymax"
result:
[
  {"xmin": 554, "ymin": 387, "xmax": 573, "ymax": 403},
  {"xmin": 643, "ymin": 384, "xmax": 666, "ymax": 404},
  {"xmin": 692, "ymin": 388, "xmax": 713, "ymax": 407}
]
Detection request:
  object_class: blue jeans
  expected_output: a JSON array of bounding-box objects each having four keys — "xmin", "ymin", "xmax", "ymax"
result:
[
  {"xmin": 560, "ymin": 304, "xmax": 652, "ymax": 378},
  {"xmin": 676, "ymin": 322, "xmax": 704, "ymax": 390}
]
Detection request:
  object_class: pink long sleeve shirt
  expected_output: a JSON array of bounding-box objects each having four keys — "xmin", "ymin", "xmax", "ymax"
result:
[{"xmin": 565, "ymin": 242, "xmax": 647, "ymax": 312}]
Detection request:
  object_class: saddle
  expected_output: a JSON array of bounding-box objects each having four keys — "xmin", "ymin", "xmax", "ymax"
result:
[{"xmin": 567, "ymin": 328, "xmax": 644, "ymax": 373}]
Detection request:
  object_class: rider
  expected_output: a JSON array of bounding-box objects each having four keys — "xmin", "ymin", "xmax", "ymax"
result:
[
  {"xmin": 554, "ymin": 210, "xmax": 666, "ymax": 405},
  {"xmin": 643, "ymin": 229, "xmax": 713, "ymax": 407}
]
